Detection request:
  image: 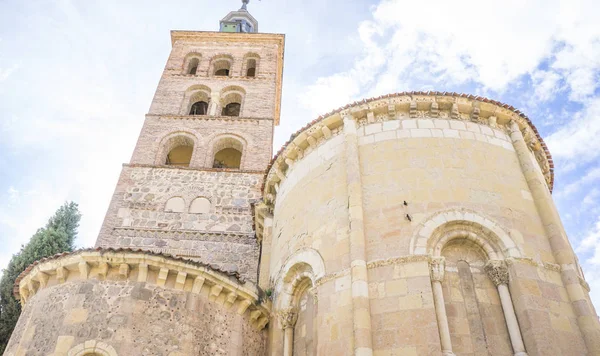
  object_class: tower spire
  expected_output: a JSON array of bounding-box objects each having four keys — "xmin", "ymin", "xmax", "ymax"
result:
[{"xmin": 241, "ymin": 0, "xmax": 249, "ymax": 10}]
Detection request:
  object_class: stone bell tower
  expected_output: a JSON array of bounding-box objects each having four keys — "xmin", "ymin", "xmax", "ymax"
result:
[{"xmin": 95, "ymin": 2, "xmax": 285, "ymax": 282}]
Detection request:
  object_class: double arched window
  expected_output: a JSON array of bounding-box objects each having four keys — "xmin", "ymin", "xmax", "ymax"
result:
[{"xmin": 164, "ymin": 196, "xmax": 211, "ymax": 214}]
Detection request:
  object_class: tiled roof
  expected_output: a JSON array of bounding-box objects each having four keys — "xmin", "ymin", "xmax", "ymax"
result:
[{"xmin": 13, "ymin": 247, "xmax": 243, "ymax": 298}]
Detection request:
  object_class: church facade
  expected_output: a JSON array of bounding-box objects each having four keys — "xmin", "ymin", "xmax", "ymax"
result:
[{"xmin": 6, "ymin": 3, "xmax": 600, "ymax": 356}]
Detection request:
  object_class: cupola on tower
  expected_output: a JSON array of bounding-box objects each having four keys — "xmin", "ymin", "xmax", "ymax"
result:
[{"xmin": 95, "ymin": 0, "xmax": 285, "ymax": 282}]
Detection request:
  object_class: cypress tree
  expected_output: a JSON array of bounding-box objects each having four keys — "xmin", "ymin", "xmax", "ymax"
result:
[{"xmin": 0, "ymin": 202, "xmax": 81, "ymax": 353}]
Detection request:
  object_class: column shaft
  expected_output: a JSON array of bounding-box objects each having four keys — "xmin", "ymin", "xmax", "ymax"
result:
[
  {"xmin": 432, "ymin": 280, "xmax": 454, "ymax": 355},
  {"xmin": 497, "ymin": 284, "xmax": 527, "ymax": 356},
  {"xmin": 283, "ymin": 327, "xmax": 294, "ymax": 356},
  {"xmin": 343, "ymin": 116, "xmax": 374, "ymax": 356}
]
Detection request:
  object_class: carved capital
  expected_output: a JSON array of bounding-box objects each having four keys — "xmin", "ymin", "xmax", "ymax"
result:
[
  {"xmin": 508, "ymin": 119, "xmax": 521, "ymax": 133},
  {"xmin": 278, "ymin": 307, "xmax": 298, "ymax": 329},
  {"xmin": 429, "ymin": 257, "xmax": 446, "ymax": 282},
  {"xmin": 485, "ymin": 260, "xmax": 509, "ymax": 286}
]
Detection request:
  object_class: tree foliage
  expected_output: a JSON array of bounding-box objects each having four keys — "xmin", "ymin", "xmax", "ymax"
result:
[{"xmin": 0, "ymin": 202, "xmax": 81, "ymax": 353}]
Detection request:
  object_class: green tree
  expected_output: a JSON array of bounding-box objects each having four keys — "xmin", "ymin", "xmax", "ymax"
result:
[{"xmin": 0, "ymin": 202, "xmax": 81, "ymax": 353}]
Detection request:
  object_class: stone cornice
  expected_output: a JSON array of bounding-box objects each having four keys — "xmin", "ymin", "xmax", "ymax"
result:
[
  {"xmin": 15, "ymin": 249, "xmax": 271, "ymax": 330},
  {"xmin": 170, "ymin": 31, "xmax": 285, "ymax": 126},
  {"xmin": 122, "ymin": 163, "xmax": 266, "ymax": 175},
  {"xmin": 260, "ymin": 92, "xmax": 554, "ymax": 211},
  {"xmin": 148, "ymin": 114, "xmax": 273, "ymax": 123},
  {"xmin": 112, "ymin": 228, "xmax": 256, "ymax": 244}
]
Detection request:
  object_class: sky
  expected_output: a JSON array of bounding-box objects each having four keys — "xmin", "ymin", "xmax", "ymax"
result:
[{"xmin": 0, "ymin": 0, "xmax": 599, "ymax": 310}]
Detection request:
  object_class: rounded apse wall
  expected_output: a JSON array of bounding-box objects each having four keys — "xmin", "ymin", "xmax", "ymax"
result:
[
  {"xmin": 257, "ymin": 93, "xmax": 592, "ymax": 355},
  {"xmin": 7, "ymin": 249, "xmax": 269, "ymax": 356}
]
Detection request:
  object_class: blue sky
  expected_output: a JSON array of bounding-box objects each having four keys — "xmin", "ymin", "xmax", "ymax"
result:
[{"xmin": 1, "ymin": 0, "xmax": 600, "ymax": 310}]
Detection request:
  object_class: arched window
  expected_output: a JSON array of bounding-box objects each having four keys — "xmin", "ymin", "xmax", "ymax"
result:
[
  {"xmin": 162, "ymin": 135, "xmax": 194, "ymax": 167},
  {"xmin": 211, "ymin": 136, "xmax": 244, "ymax": 169},
  {"xmin": 220, "ymin": 86, "xmax": 245, "ymax": 117},
  {"xmin": 222, "ymin": 102, "xmax": 241, "ymax": 117},
  {"xmin": 187, "ymin": 57, "xmax": 199, "ymax": 75},
  {"xmin": 246, "ymin": 59, "xmax": 257, "ymax": 77},
  {"xmin": 212, "ymin": 57, "xmax": 232, "ymax": 77},
  {"xmin": 213, "ymin": 148, "xmax": 242, "ymax": 169},
  {"xmin": 68, "ymin": 340, "xmax": 117, "ymax": 356},
  {"xmin": 189, "ymin": 101, "xmax": 208, "ymax": 115},
  {"xmin": 184, "ymin": 85, "xmax": 211, "ymax": 116},
  {"xmin": 440, "ymin": 239, "xmax": 512, "ymax": 355},
  {"xmin": 166, "ymin": 145, "xmax": 193, "ymax": 166},
  {"xmin": 190, "ymin": 197, "xmax": 211, "ymax": 214},
  {"xmin": 165, "ymin": 197, "xmax": 185, "ymax": 213},
  {"xmin": 215, "ymin": 68, "xmax": 230, "ymax": 76}
]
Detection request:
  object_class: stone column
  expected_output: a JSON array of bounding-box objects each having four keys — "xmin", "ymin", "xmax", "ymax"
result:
[
  {"xmin": 429, "ymin": 257, "xmax": 455, "ymax": 356},
  {"xmin": 343, "ymin": 115, "xmax": 374, "ymax": 356},
  {"xmin": 485, "ymin": 260, "xmax": 527, "ymax": 356},
  {"xmin": 509, "ymin": 120, "xmax": 600, "ymax": 353},
  {"xmin": 209, "ymin": 92, "xmax": 220, "ymax": 116},
  {"xmin": 279, "ymin": 307, "xmax": 298, "ymax": 356}
]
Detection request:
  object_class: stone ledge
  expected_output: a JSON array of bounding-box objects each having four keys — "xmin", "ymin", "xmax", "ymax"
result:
[
  {"xmin": 148, "ymin": 114, "xmax": 273, "ymax": 122},
  {"xmin": 123, "ymin": 163, "xmax": 265, "ymax": 175},
  {"xmin": 15, "ymin": 249, "xmax": 270, "ymax": 330}
]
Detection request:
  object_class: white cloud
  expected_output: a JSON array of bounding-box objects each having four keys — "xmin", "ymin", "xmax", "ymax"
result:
[
  {"xmin": 556, "ymin": 166, "xmax": 600, "ymax": 197},
  {"xmin": 531, "ymin": 70, "xmax": 563, "ymax": 102},
  {"xmin": 301, "ymin": 0, "xmax": 600, "ymax": 118},
  {"xmin": 545, "ymin": 97, "xmax": 600, "ymax": 164},
  {"xmin": 577, "ymin": 216, "xmax": 600, "ymax": 306},
  {"xmin": 0, "ymin": 65, "xmax": 18, "ymax": 82}
]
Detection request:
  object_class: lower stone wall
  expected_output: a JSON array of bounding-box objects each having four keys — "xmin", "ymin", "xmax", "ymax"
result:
[{"xmin": 6, "ymin": 279, "xmax": 266, "ymax": 356}]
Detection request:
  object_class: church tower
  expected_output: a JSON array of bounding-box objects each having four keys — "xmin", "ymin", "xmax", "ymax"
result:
[
  {"xmin": 95, "ymin": 1, "xmax": 284, "ymax": 283},
  {"xmin": 6, "ymin": 3, "xmax": 282, "ymax": 355}
]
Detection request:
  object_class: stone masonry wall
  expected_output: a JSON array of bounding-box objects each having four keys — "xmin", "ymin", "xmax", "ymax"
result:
[
  {"xmin": 129, "ymin": 115, "xmax": 273, "ymax": 171},
  {"xmin": 6, "ymin": 279, "xmax": 266, "ymax": 356},
  {"xmin": 97, "ymin": 33, "xmax": 282, "ymax": 285},
  {"xmin": 150, "ymin": 39, "xmax": 281, "ymax": 118},
  {"xmin": 97, "ymin": 166, "xmax": 262, "ymax": 282},
  {"xmin": 265, "ymin": 115, "xmax": 592, "ymax": 355}
]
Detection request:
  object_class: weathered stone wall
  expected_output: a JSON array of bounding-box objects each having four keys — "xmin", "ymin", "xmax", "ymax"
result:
[
  {"xmin": 6, "ymin": 280, "xmax": 265, "ymax": 356},
  {"xmin": 97, "ymin": 166, "xmax": 262, "ymax": 281},
  {"xmin": 7, "ymin": 250, "xmax": 270, "ymax": 356}
]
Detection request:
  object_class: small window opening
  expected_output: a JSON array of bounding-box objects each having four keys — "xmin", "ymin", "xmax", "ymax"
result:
[
  {"xmin": 188, "ymin": 58, "xmax": 199, "ymax": 75},
  {"xmin": 165, "ymin": 197, "xmax": 185, "ymax": 213},
  {"xmin": 222, "ymin": 103, "xmax": 241, "ymax": 117},
  {"xmin": 189, "ymin": 101, "xmax": 208, "ymax": 115},
  {"xmin": 166, "ymin": 145, "xmax": 193, "ymax": 167},
  {"xmin": 246, "ymin": 59, "xmax": 257, "ymax": 77},
  {"xmin": 215, "ymin": 68, "xmax": 230, "ymax": 76},
  {"xmin": 190, "ymin": 197, "xmax": 211, "ymax": 214},
  {"xmin": 213, "ymin": 148, "xmax": 242, "ymax": 169}
]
